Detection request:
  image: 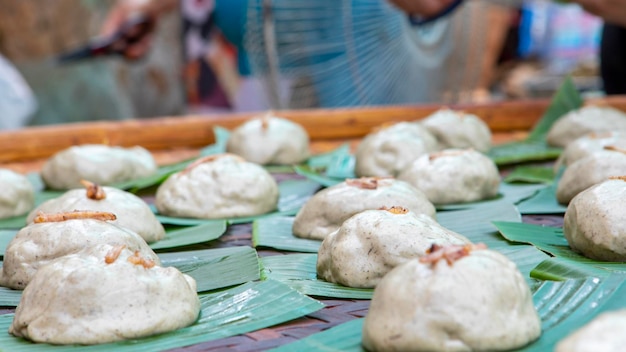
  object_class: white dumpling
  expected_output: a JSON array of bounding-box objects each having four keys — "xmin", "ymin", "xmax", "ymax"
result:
[
  {"xmin": 226, "ymin": 114, "xmax": 310, "ymax": 165},
  {"xmin": 292, "ymin": 177, "xmax": 436, "ymax": 240},
  {"xmin": 420, "ymin": 108, "xmax": 492, "ymax": 152},
  {"xmin": 563, "ymin": 177, "xmax": 626, "ymax": 261},
  {"xmin": 0, "ymin": 169, "xmax": 34, "ymax": 219},
  {"xmin": 317, "ymin": 207, "xmax": 470, "ymax": 288},
  {"xmin": 41, "ymin": 144, "xmax": 157, "ymax": 190},
  {"xmin": 556, "ymin": 309, "xmax": 626, "ymax": 352},
  {"xmin": 362, "ymin": 245, "xmax": 541, "ymax": 351},
  {"xmin": 155, "ymin": 154, "xmax": 278, "ymax": 219},
  {"xmin": 547, "ymin": 105, "xmax": 626, "ymax": 148},
  {"xmin": 10, "ymin": 244, "xmax": 199, "ymax": 345},
  {"xmin": 354, "ymin": 122, "xmax": 438, "ymax": 177},
  {"xmin": 554, "ymin": 131, "xmax": 626, "ymax": 171},
  {"xmin": 398, "ymin": 149, "xmax": 500, "ymax": 205},
  {"xmin": 0, "ymin": 214, "xmax": 160, "ymax": 290},
  {"xmin": 27, "ymin": 182, "xmax": 165, "ymax": 243}
]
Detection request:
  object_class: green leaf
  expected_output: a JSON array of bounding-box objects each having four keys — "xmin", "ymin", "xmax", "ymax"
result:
[
  {"xmin": 488, "ymin": 141, "xmax": 562, "ymax": 166},
  {"xmin": 155, "ymin": 179, "xmax": 320, "ymax": 226},
  {"xmin": 273, "ymin": 274, "xmax": 626, "ymax": 352},
  {"xmin": 0, "ymin": 216, "xmax": 27, "ymax": 230},
  {"xmin": 199, "ymin": 126, "xmax": 230, "ymax": 156},
  {"xmin": 324, "ymin": 151, "xmax": 356, "ymax": 179},
  {"xmin": 504, "ymin": 166, "xmax": 555, "ymax": 184},
  {"xmin": 150, "ymin": 221, "xmax": 227, "ymax": 250},
  {"xmin": 261, "ymin": 254, "xmax": 373, "ymax": 299},
  {"xmin": 0, "ymin": 230, "xmax": 17, "ymax": 256},
  {"xmin": 294, "ymin": 165, "xmax": 344, "ymax": 187},
  {"xmin": 526, "ymin": 76, "xmax": 584, "ymax": 142},
  {"xmin": 0, "ymin": 279, "xmax": 323, "ymax": 351},
  {"xmin": 307, "ymin": 143, "xmax": 351, "ymax": 168},
  {"xmin": 252, "ymin": 216, "xmax": 320, "ymax": 253},
  {"xmin": 531, "ymin": 257, "xmax": 610, "ymax": 281},
  {"xmin": 516, "ymin": 183, "xmax": 567, "ymax": 215},
  {"xmin": 111, "ymin": 160, "xmax": 191, "ymax": 192}
]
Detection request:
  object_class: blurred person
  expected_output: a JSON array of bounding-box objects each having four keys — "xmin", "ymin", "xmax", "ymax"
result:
[{"xmin": 0, "ymin": 54, "xmax": 37, "ymax": 129}]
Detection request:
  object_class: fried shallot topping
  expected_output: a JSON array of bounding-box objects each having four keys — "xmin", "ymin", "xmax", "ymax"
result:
[
  {"xmin": 33, "ymin": 210, "xmax": 117, "ymax": 223},
  {"xmin": 105, "ymin": 244, "xmax": 126, "ymax": 264},
  {"xmin": 182, "ymin": 153, "xmax": 245, "ymax": 174},
  {"xmin": 604, "ymin": 145, "xmax": 626, "ymax": 155},
  {"xmin": 260, "ymin": 112, "xmax": 272, "ymax": 131},
  {"xmin": 429, "ymin": 149, "xmax": 471, "ymax": 162},
  {"xmin": 80, "ymin": 180, "xmax": 106, "ymax": 200},
  {"xmin": 379, "ymin": 206, "xmax": 409, "ymax": 214},
  {"xmin": 609, "ymin": 176, "xmax": 626, "ymax": 182},
  {"xmin": 345, "ymin": 177, "xmax": 392, "ymax": 190},
  {"xmin": 127, "ymin": 251, "xmax": 156, "ymax": 269},
  {"xmin": 588, "ymin": 132, "xmax": 613, "ymax": 139},
  {"xmin": 419, "ymin": 243, "xmax": 488, "ymax": 266},
  {"xmin": 583, "ymin": 100, "xmax": 609, "ymax": 108}
]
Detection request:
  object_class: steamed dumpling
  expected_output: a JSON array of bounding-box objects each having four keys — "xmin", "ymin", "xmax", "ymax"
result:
[
  {"xmin": 226, "ymin": 113, "xmax": 310, "ymax": 165},
  {"xmin": 556, "ymin": 309, "xmax": 626, "ymax": 352},
  {"xmin": 41, "ymin": 144, "xmax": 157, "ymax": 190},
  {"xmin": 555, "ymin": 131, "xmax": 626, "ymax": 171},
  {"xmin": 547, "ymin": 105, "xmax": 626, "ymax": 148},
  {"xmin": 398, "ymin": 149, "xmax": 500, "ymax": 205},
  {"xmin": 10, "ymin": 244, "xmax": 199, "ymax": 344},
  {"xmin": 293, "ymin": 177, "xmax": 436, "ymax": 240},
  {"xmin": 420, "ymin": 108, "xmax": 492, "ymax": 152},
  {"xmin": 0, "ymin": 169, "xmax": 35, "ymax": 219},
  {"xmin": 155, "ymin": 154, "xmax": 279, "ymax": 219},
  {"xmin": 362, "ymin": 244, "xmax": 541, "ymax": 351},
  {"xmin": 317, "ymin": 207, "xmax": 470, "ymax": 288},
  {"xmin": 354, "ymin": 122, "xmax": 438, "ymax": 177}
]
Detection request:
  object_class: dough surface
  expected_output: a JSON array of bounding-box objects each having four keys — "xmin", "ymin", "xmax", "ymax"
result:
[
  {"xmin": 398, "ymin": 149, "xmax": 500, "ymax": 205},
  {"xmin": 546, "ymin": 105, "xmax": 626, "ymax": 148},
  {"xmin": 0, "ymin": 169, "xmax": 34, "ymax": 219},
  {"xmin": 556, "ymin": 309, "xmax": 626, "ymax": 352},
  {"xmin": 556, "ymin": 149, "xmax": 626, "ymax": 204},
  {"xmin": 0, "ymin": 218, "xmax": 160, "ymax": 289},
  {"xmin": 293, "ymin": 177, "xmax": 435, "ymax": 240},
  {"xmin": 555, "ymin": 131, "xmax": 626, "ymax": 171},
  {"xmin": 27, "ymin": 185, "xmax": 165, "ymax": 243},
  {"xmin": 564, "ymin": 177, "xmax": 626, "ymax": 261},
  {"xmin": 9, "ymin": 244, "xmax": 199, "ymax": 345},
  {"xmin": 155, "ymin": 154, "xmax": 279, "ymax": 219},
  {"xmin": 362, "ymin": 246, "xmax": 541, "ymax": 351},
  {"xmin": 41, "ymin": 144, "xmax": 157, "ymax": 190},
  {"xmin": 317, "ymin": 207, "xmax": 470, "ymax": 288},
  {"xmin": 226, "ymin": 114, "xmax": 310, "ymax": 165},
  {"xmin": 354, "ymin": 122, "xmax": 438, "ymax": 177},
  {"xmin": 420, "ymin": 108, "xmax": 492, "ymax": 152}
]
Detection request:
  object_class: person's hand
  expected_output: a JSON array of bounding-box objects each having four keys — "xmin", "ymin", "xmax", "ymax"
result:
[
  {"xmin": 100, "ymin": 0, "xmax": 177, "ymax": 60},
  {"xmin": 387, "ymin": 0, "xmax": 458, "ymax": 18},
  {"xmin": 572, "ymin": 0, "xmax": 626, "ymax": 27}
]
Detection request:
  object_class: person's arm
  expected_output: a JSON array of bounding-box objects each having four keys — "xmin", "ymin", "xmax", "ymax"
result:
[
  {"xmin": 571, "ymin": 0, "xmax": 626, "ymax": 27},
  {"xmin": 100, "ymin": 0, "xmax": 179, "ymax": 59}
]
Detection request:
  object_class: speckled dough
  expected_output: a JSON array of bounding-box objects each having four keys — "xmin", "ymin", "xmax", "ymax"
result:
[
  {"xmin": 292, "ymin": 178, "xmax": 435, "ymax": 240},
  {"xmin": 556, "ymin": 150, "xmax": 626, "ymax": 204},
  {"xmin": 554, "ymin": 131, "xmax": 626, "ymax": 171},
  {"xmin": 556, "ymin": 309, "xmax": 626, "ymax": 352},
  {"xmin": 0, "ymin": 219, "xmax": 160, "ymax": 289},
  {"xmin": 355, "ymin": 122, "xmax": 438, "ymax": 177},
  {"xmin": 398, "ymin": 149, "xmax": 500, "ymax": 205},
  {"xmin": 362, "ymin": 249, "xmax": 541, "ymax": 351},
  {"xmin": 546, "ymin": 105, "xmax": 626, "ymax": 148},
  {"xmin": 41, "ymin": 144, "xmax": 157, "ymax": 190},
  {"xmin": 420, "ymin": 108, "xmax": 492, "ymax": 152},
  {"xmin": 0, "ymin": 169, "xmax": 34, "ymax": 219},
  {"xmin": 563, "ymin": 178, "xmax": 626, "ymax": 261},
  {"xmin": 226, "ymin": 115, "xmax": 310, "ymax": 165},
  {"xmin": 10, "ymin": 245, "xmax": 199, "ymax": 345},
  {"xmin": 27, "ymin": 186, "xmax": 165, "ymax": 243},
  {"xmin": 317, "ymin": 209, "xmax": 470, "ymax": 288},
  {"xmin": 155, "ymin": 154, "xmax": 279, "ymax": 219}
]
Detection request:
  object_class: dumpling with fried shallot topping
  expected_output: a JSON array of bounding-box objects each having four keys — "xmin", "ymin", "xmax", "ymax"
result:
[
  {"xmin": 9, "ymin": 244, "xmax": 199, "ymax": 345},
  {"xmin": 362, "ymin": 244, "xmax": 541, "ymax": 351}
]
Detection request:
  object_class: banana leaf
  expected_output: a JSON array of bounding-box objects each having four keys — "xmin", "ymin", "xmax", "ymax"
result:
[
  {"xmin": 294, "ymin": 165, "xmax": 344, "ymax": 187},
  {"xmin": 111, "ymin": 159, "xmax": 192, "ymax": 193},
  {"xmin": 324, "ymin": 151, "xmax": 356, "ymax": 179},
  {"xmin": 516, "ymin": 183, "xmax": 567, "ymax": 215},
  {"xmin": 487, "ymin": 76, "xmax": 581, "ymax": 165},
  {"xmin": 307, "ymin": 143, "xmax": 351, "ymax": 168},
  {"xmin": 0, "ymin": 230, "xmax": 17, "ymax": 256},
  {"xmin": 0, "ymin": 246, "xmax": 261, "ymax": 306},
  {"xmin": 504, "ymin": 166, "xmax": 555, "ymax": 184},
  {"xmin": 252, "ymin": 216, "xmax": 320, "ymax": 253},
  {"xmin": 0, "ymin": 279, "xmax": 323, "ymax": 352},
  {"xmin": 260, "ymin": 253, "xmax": 373, "ymax": 299},
  {"xmin": 154, "ymin": 179, "xmax": 320, "ymax": 226},
  {"xmin": 198, "ymin": 126, "xmax": 230, "ymax": 156},
  {"xmin": 149, "ymin": 221, "xmax": 227, "ymax": 250},
  {"xmin": 272, "ymin": 274, "xmax": 626, "ymax": 352}
]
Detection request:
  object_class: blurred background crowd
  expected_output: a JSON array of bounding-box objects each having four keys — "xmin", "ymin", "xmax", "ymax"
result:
[{"xmin": 0, "ymin": 0, "xmax": 620, "ymax": 129}]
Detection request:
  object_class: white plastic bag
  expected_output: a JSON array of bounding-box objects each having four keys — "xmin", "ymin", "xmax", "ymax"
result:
[{"xmin": 0, "ymin": 54, "xmax": 37, "ymax": 129}]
